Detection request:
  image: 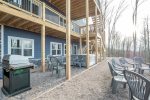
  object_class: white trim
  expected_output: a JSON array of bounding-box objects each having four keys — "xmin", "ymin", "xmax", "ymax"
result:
[
  {"xmin": 64, "ymin": 44, "xmax": 66, "ymax": 55},
  {"xmin": 8, "ymin": 36, "xmax": 34, "ymax": 58},
  {"xmin": 0, "ymin": 25, "xmax": 4, "ymax": 61},
  {"xmin": 50, "ymin": 42, "xmax": 62, "ymax": 56}
]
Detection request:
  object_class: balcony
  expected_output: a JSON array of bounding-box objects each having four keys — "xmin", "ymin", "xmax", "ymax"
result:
[{"xmin": 0, "ymin": 0, "xmax": 80, "ymax": 35}]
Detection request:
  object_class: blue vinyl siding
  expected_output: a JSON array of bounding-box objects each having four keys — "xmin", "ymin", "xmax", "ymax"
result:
[{"xmin": 4, "ymin": 26, "xmax": 79, "ymax": 59}]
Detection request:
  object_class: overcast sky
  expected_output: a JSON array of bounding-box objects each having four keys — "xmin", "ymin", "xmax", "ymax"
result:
[{"xmin": 114, "ymin": 0, "xmax": 150, "ymax": 38}]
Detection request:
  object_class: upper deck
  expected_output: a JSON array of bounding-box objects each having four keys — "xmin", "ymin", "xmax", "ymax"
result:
[{"xmin": 0, "ymin": 0, "xmax": 101, "ymax": 40}]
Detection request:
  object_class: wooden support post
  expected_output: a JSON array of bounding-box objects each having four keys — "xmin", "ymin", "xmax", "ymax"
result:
[
  {"xmin": 41, "ymin": 25, "xmax": 45, "ymax": 72},
  {"xmin": 42, "ymin": 2, "xmax": 45, "ymax": 21},
  {"xmin": 95, "ymin": 6, "xmax": 98, "ymax": 63},
  {"xmin": 86, "ymin": 0, "xmax": 90, "ymax": 68},
  {"xmin": 100, "ymin": 38, "xmax": 102, "ymax": 62},
  {"xmin": 41, "ymin": 2, "xmax": 45, "ymax": 72},
  {"xmin": 66, "ymin": 0, "xmax": 71, "ymax": 80},
  {"xmin": 103, "ymin": 46, "xmax": 105, "ymax": 60},
  {"xmin": 80, "ymin": 37, "xmax": 82, "ymax": 54}
]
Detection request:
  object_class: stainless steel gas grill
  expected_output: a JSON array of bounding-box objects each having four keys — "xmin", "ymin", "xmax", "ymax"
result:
[{"xmin": 1, "ymin": 55, "xmax": 34, "ymax": 96}]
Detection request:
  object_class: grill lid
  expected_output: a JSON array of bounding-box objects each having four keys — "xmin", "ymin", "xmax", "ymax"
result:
[
  {"xmin": 2, "ymin": 55, "xmax": 33, "ymax": 70},
  {"xmin": 3, "ymin": 55, "xmax": 29, "ymax": 65}
]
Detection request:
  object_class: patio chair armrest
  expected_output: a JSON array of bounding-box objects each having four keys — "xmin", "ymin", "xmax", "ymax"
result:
[
  {"xmin": 126, "ymin": 62, "xmax": 134, "ymax": 65},
  {"xmin": 116, "ymin": 63, "xmax": 124, "ymax": 67},
  {"xmin": 117, "ymin": 73, "xmax": 124, "ymax": 76},
  {"xmin": 113, "ymin": 68, "xmax": 124, "ymax": 76},
  {"xmin": 144, "ymin": 63, "xmax": 150, "ymax": 66},
  {"xmin": 115, "ymin": 71, "xmax": 124, "ymax": 76},
  {"xmin": 115, "ymin": 67, "xmax": 124, "ymax": 71}
]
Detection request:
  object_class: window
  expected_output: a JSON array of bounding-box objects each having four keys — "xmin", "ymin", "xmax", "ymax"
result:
[
  {"xmin": 32, "ymin": 3, "xmax": 39, "ymax": 15},
  {"xmin": 8, "ymin": 36, "xmax": 34, "ymax": 58},
  {"xmin": 64, "ymin": 19, "xmax": 66, "ymax": 27},
  {"xmin": 64, "ymin": 44, "xmax": 66, "ymax": 55},
  {"xmin": 45, "ymin": 8, "xmax": 59, "ymax": 24},
  {"xmin": 72, "ymin": 45, "xmax": 77, "ymax": 54},
  {"xmin": 60, "ymin": 17, "xmax": 64, "ymax": 26},
  {"xmin": 51, "ymin": 42, "xmax": 62, "ymax": 56},
  {"xmin": 7, "ymin": 0, "xmax": 22, "ymax": 7}
]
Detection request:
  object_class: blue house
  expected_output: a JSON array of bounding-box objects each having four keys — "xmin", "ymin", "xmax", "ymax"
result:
[
  {"xmin": 2, "ymin": 26, "xmax": 79, "ymax": 59},
  {"xmin": 0, "ymin": 0, "xmax": 105, "ymax": 78}
]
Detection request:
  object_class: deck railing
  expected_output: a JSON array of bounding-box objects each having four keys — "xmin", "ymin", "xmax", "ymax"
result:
[
  {"xmin": 1, "ymin": 0, "xmax": 80, "ymax": 34},
  {"xmin": 80, "ymin": 25, "xmax": 96, "ymax": 35},
  {"xmin": 2, "ymin": 0, "xmax": 43, "ymax": 17}
]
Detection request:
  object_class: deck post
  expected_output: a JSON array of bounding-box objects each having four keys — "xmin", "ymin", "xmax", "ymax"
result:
[
  {"xmin": 41, "ymin": 2, "xmax": 46, "ymax": 72},
  {"xmin": 103, "ymin": 46, "xmax": 105, "ymax": 60},
  {"xmin": 95, "ymin": 6, "xmax": 98, "ymax": 63},
  {"xmin": 66, "ymin": 0, "xmax": 71, "ymax": 80},
  {"xmin": 80, "ymin": 37, "xmax": 82, "ymax": 54},
  {"xmin": 86, "ymin": 0, "xmax": 90, "ymax": 68},
  {"xmin": 42, "ymin": 2, "xmax": 45, "ymax": 21},
  {"xmin": 41, "ymin": 25, "xmax": 45, "ymax": 72},
  {"xmin": 100, "ymin": 38, "xmax": 102, "ymax": 62}
]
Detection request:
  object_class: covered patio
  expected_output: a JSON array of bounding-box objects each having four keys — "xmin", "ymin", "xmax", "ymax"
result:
[
  {"xmin": 31, "ymin": 58, "xmax": 150, "ymax": 100},
  {"xmin": 0, "ymin": 66, "xmax": 86, "ymax": 100}
]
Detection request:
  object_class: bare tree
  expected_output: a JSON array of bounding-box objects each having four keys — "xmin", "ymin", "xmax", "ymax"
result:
[
  {"xmin": 121, "ymin": 38, "xmax": 126, "ymax": 57},
  {"xmin": 107, "ymin": 0, "xmax": 128, "ymax": 57},
  {"xmin": 141, "ymin": 17, "xmax": 150, "ymax": 62},
  {"xmin": 132, "ymin": 0, "xmax": 146, "ymax": 56},
  {"xmin": 125, "ymin": 37, "xmax": 133, "ymax": 57}
]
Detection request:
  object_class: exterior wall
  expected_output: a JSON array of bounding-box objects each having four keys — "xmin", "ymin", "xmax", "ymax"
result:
[{"xmin": 4, "ymin": 26, "xmax": 79, "ymax": 59}]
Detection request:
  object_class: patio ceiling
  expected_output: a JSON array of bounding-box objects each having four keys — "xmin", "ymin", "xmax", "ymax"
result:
[
  {"xmin": 0, "ymin": 12, "xmax": 79, "ymax": 41},
  {"xmin": 50, "ymin": 0, "xmax": 99, "ymax": 20}
]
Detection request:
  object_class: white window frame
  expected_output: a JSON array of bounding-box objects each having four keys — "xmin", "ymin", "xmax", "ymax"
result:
[
  {"xmin": 64, "ymin": 44, "xmax": 66, "ymax": 55},
  {"xmin": 8, "ymin": 36, "xmax": 34, "ymax": 58},
  {"xmin": 73, "ymin": 45, "xmax": 78, "ymax": 54},
  {"xmin": 50, "ymin": 42, "xmax": 62, "ymax": 56}
]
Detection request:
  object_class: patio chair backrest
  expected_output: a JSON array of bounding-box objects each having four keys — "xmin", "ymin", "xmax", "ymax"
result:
[
  {"xmin": 111, "ymin": 58, "xmax": 122, "ymax": 69},
  {"xmin": 111, "ymin": 58, "xmax": 116, "ymax": 65},
  {"xmin": 50, "ymin": 56, "xmax": 61, "ymax": 68},
  {"xmin": 55, "ymin": 56, "xmax": 66, "ymax": 63},
  {"xmin": 124, "ymin": 70, "xmax": 150, "ymax": 100},
  {"xmin": 133, "ymin": 57, "xmax": 144, "ymax": 64},
  {"xmin": 108, "ymin": 61, "xmax": 117, "ymax": 76},
  {"xmin": 71, "ymin": 55, "xmax": 78, "ymax": 61},
  {"xmin": 119, "ymin": 57, "xmax": 127, "ymax": 64},
  {"xmin": 78, "ymin": 55, "xmax": 84, "ymax": 61}
]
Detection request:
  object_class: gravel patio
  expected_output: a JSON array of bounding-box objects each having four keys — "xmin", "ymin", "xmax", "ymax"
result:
[
  {"xmin": 35, "ymin": 58, "xmax": 150, "ymax": 100},
  {"xmin": 0, "ymin": 58, "xmax": 150, "ymax": 100},
  {"xmin": 0, "ymin": 66, "xmax": 86, "ymax": 100}
]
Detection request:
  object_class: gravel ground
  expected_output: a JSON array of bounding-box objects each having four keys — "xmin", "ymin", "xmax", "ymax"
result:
[
  {"xmin": 35, "ymin": 58, "xmax": 150, "ymax": 100},
  {"xmin": 0, "ymin": 58, "xmax": 150, "ymax": 100},
  {"xmin": 0, "ymin": 66, "xmax": 86, "ymax": 100}
]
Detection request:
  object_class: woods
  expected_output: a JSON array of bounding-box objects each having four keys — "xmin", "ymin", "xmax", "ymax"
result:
[{"xmin": 103, "ymin": 0, "xmax": 150, "ymax": 62}]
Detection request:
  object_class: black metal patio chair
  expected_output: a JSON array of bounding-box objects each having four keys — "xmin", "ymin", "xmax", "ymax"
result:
[
  {"xmin": 111, "ymin": 58, "xmax": 127, "ymax": 71},
  {"xmin": 124, "ymin": 70, "xmax": 150, "ymax": 100},
  {"xmin": 133, "ymin": 57, "xmax": 150, "ymax": 74},
  {"xmin": 119, "ymin": 57, "xmax": 137, "ymax": 72},
  {"xmin": 108, "ymin": 61, "xmax": 127, "ymax": 94},
  {"xmin": 73, "ymin": 55, "xmax": 83, "ymax": 68},
  {"xmin": 71, "ymin": 55, "xmax": 79, "ymax": 67},
  {"xmin": 50, "ymin": 56, "xmax": 66, "ymax": 78}
]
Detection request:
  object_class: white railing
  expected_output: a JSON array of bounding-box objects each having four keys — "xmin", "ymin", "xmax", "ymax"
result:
[{"xmin": 1, "ymin": 0, "xmax": 81, "ymax": 34}]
